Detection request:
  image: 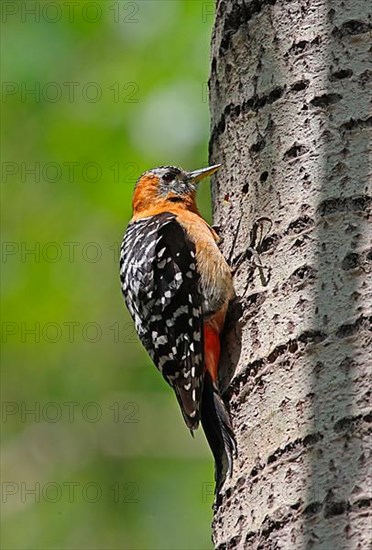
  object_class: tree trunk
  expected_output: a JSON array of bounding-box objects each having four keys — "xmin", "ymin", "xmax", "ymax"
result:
[{"xmin": 209, "ymin": 1, "xmax": 371, "ymax": 548}]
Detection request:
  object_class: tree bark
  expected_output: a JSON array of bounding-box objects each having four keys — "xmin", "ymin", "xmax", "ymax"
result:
[{"xmin": 209, "ymin": 1, "xmax": 371, "ymax": 548}]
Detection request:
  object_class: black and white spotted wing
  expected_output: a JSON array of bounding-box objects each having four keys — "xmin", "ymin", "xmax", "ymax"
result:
[{"xmin": 120, "ymin": 212, "xmax": 204, "ymax": 429}]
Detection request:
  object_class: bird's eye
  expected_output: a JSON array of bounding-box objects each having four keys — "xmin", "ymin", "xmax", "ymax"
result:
[{"xmin": 163, "ymin": 172, "xmax": 174, "ymax": 183}]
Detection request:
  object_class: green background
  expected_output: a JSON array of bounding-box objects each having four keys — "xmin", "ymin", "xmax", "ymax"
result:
[{"xmin": 1, "ymin": 1, "xmax": 216, "ymax": 548}]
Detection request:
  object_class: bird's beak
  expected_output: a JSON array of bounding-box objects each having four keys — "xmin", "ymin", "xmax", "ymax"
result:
[{"xmin": 188, "ymin": 163, "xmax": 222, "ymax": 184}]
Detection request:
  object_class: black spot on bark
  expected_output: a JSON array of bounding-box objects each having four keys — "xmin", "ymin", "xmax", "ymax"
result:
[
  {"xmin": 250, "ymin": 138, "xmax": 266, "ymax": 153},
  {"xmin": 217, "ymin": 117, "xmax": 226, "ymax": 137},
  {"xmin": 317, "ymin": 196, "xmax": 371, "ymax": 216},
  {"xmin": 336, "ymin": 324, "xmax": 352, "ymax": 339},
  {"xmin": 245, "ymin": 292, "xmax": 266, "ymax": 308},
  {"xmin": 324, "ymin": 501, "xmax": 347, "ymax": 518},
  {"xmin": 236, "ymin": 476, "xmax": 245, "ymax": 490},
  {"xmin": 303, "ymin": 502, "xmax": 322, "ymax": 517},
  {"xmin": 355, "ymin": 498, "xmax": 371, "ymax": 510},
  {"xmin": 303, "ymin": 432, "xmax": 323, "ymax": 446},
  {"xmin": 337, "ymin": 315, "xmax": 369, "ymax": 339},
  {"xmin": 359, "ymin": 69, "xmax": 372, "ymax": 86},
  {"xmin": 289, "ymin": 36, "xmax": 320, "ymax": 56},
  {"xmin": 299, "ymin": 330, "xmax": 327, "ymax": 344},
  {"xmin": 268, "ymin": 86, "xmax": 284, "ymax": 103},
  {"xmin": 259, "ymin": 233, "xmax": 279, "ymax": 253},
  {"xmin": 334, "ymin": 415, "xmax": 357, "ymax": 433},
  {"xmin": 267, "ymin": 344, "xmax": 287, "ymax": 363},
  {"xmin": 288, "ymin": 340, "xmax": 298, "ymax": 353},
  {"xmin": 283, "ymin": 265, "xmax": 317, "ymax": 290},
  {"xmin": 286, "ymin": 216, "xmax": 314, "ymax": 235},
  {"xmin": 330, "ymin": 68, "xmax": 353, "ymax": 80},
  {"xmin": 340, "ymin": 116, "xmax": 372, "ymax": 131},
  {"xmin": 244, "ymin": 86, "xmax": 285, "ymax": 112},
  {"xmin": 245, "ymin": 532, "xmax": 256, "ymax": 544},
  {"xmin": 283, "ymin": 143, "xmax": 309, "ymax": 160},
  {"xmin": 291, "ymin": 79, "xmax": 310, "ymax": 91},
  {"xmin": 228, "ymin": 535, "xmax": 241, "ymax": 547},
  {"xmin": 232, "ymin": 104, "xmax": 241, "ymax": 118},
  {"xmin": 333, "ymin": 20, "xmax": 371, "ymax": 38},
  {"xmin": 289, "ymin": 40, "xmax": 309, "ymax": 54},
  {"xmin": 341, "ymin": 252, "xmax": 359, "ymax": 270},
  {"xmin": 260, "ymin": 171, "xmax": 268, "ymax": 182},
  {"xmin": 310, "ymin": 93, "xmax": 342, "ymax": 108}
]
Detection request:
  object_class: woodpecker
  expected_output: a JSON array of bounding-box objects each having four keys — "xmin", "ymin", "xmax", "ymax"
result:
[{"xmin": 119, "ymin": 164, "xmax": 236, "ymax": 488}]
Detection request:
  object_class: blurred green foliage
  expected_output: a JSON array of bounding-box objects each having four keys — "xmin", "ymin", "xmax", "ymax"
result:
[{"xmin": 1, "ymin": 1, "xmax": 216, "ymax": 548}]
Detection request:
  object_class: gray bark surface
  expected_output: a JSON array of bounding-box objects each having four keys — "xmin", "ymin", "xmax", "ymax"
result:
[{"xmin": 209, "ymin": 1, "xmax": 371, "ymax": 548}]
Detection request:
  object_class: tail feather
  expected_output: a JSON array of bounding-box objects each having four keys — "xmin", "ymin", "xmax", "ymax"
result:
[{"xmin": 201, "ymin": 372, "xmax": 237, "ymax": 492}]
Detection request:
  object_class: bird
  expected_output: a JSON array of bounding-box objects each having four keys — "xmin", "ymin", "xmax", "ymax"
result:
[{"xmin": 119, "ymin": 164, "xmax": 236, "ymax": 489}]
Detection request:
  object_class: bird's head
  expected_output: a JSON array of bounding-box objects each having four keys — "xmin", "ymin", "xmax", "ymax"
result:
[{"xmin": 132, "ymin": 164, "xmax": 221, "ymax": 215}]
